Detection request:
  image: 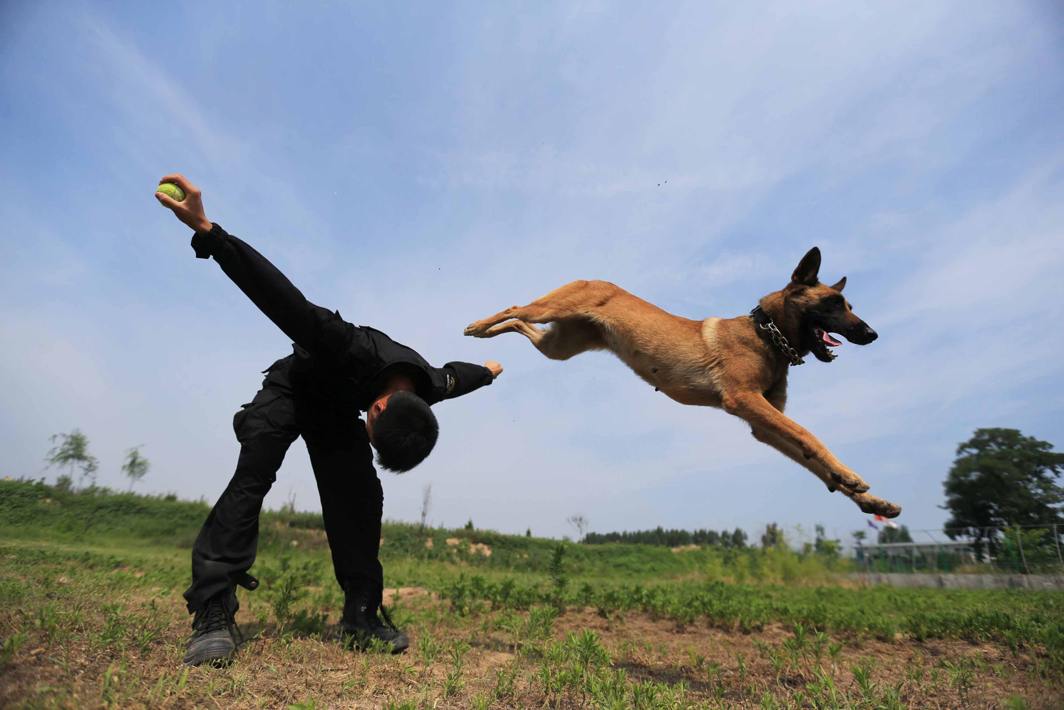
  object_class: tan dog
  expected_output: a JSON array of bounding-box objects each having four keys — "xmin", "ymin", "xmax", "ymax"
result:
[{"xmin": 465, "ymin": 247, "xmax": 901, "ymax": 518}]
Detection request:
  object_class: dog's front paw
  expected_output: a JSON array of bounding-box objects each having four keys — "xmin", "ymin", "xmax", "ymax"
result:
[{"xmin": 852, "ymin": 493, "xmax": 901, "ymax": 518}]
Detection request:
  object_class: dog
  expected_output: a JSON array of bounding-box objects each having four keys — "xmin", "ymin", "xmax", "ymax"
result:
[{"xmin": 464, "ymin": 247, "xmax": 901, "ymax": 518}]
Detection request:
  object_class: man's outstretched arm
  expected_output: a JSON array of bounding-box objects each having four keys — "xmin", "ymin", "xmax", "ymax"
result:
[
  {"xmin": 436, "ymin": 359, "xmax": 502, "ymax": 400},
  {"xmin": 155, "ymin": 173, "xmax": 359, "ymax": 361}
]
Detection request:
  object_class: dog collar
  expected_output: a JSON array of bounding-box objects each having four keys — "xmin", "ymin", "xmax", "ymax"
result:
[{"xmin": 750, "ymin": 306, "xmax": 805, "ymax": 366}]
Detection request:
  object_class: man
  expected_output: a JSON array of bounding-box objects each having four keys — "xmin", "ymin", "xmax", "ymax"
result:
[{"xmin": 155, "ymin": 174, "xmax": 502, "ymax": 666}]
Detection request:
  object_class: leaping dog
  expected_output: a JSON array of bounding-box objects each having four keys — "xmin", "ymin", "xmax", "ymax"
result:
[{"xmin": 465, "ymin": 247, "xmax": 901, "ymax": 518}]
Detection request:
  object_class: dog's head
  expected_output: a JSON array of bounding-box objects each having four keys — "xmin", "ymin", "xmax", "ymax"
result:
[{"xmin": 781, "ymin": 247, "xmax": 877, "ymax": 363}]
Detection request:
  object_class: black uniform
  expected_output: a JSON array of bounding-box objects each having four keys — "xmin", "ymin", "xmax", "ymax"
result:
[{"xmin": 182, "ymin": 224, "xmax": 493, "ymax": 613}]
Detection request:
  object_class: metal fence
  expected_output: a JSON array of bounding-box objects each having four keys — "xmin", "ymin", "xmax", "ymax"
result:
[{"xmin": 853, "ymin": 523, "xmax": 1064, "ymax": 575}]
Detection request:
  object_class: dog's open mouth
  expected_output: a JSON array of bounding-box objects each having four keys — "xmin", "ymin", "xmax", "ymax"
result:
[{"xmin": 811, "ymin": 327, "xmax": 841, "ymax": 362}]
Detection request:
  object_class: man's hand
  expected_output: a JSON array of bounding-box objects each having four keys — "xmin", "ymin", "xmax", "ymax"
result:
[
  {"xmin": 155, "ymin": 173, "xmax": 212, "ymax": 233},
  {"xmin": 484, "ymin": 360, "xmax": 504, "ymax": 379}
]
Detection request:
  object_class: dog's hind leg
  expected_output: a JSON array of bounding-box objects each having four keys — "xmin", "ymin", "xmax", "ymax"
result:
[
  {"xmin": 481, "ymin": 318, "xmax": 605, "ymax": 361},
  {"xmin": 464, "ymin": 280, "xmax": 615, "ymax": 337},
  {"xmin": 465, "ymin": 307, "xmax": 533, "ymax": 337},
  {"xmin": 480, "ymin": 318, "xmax": 544, "ymax": 341}
]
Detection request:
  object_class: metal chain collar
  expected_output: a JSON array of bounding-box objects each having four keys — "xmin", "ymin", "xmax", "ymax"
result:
[{"xmin": 750, "ymin": 306, "xmax": 805, "ymax": 366}]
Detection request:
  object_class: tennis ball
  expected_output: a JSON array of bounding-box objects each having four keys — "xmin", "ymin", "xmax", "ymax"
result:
[{"xmin": 156, "ymin": 182, "xmax": 186, "ymax": 202}]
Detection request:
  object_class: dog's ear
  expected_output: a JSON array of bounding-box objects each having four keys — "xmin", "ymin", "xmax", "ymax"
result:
[
  {"xmin": 830, "ymin": 276, "xmax": 846, "ymax": 292},
  {"xmin": 791, "ymin": 247, "xmax": 821, "ymax": 286}
]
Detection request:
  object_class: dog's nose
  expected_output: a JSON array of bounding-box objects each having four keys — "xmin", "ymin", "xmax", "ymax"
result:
[{"xmin": 863, "ymin": 325, "xmax": 878, "ymax": 342}]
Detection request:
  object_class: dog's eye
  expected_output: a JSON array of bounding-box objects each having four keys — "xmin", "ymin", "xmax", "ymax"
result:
[{"xmin": 823, "ymin": 295, "xmax": 845, "ymax": 309}]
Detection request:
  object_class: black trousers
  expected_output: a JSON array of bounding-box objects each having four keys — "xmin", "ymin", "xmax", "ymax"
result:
[{"xmin": 183, "ymin": 368, "xmax": 383, "ymax": 613}]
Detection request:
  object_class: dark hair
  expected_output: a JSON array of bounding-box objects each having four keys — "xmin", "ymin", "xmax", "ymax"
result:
[{"xmin": 371, "ymin": 391, "xmax": 439, "ymax": 472}]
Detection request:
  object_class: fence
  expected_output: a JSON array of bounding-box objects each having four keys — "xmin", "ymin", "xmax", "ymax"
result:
[{"xmin": 854, "ymin": 523, "xmax": 1064, "ymax": 575}]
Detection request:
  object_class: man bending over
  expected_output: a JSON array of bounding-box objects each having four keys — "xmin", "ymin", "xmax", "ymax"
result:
[{"xmin": 155, "ymin": 174, "xmax": 502, "ymax": 666}]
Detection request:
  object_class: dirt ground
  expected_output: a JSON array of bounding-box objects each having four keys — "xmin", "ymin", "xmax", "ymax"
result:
[{"xmin": 2, "ymin": 584, "xmax": 1061, "ymax": 709}]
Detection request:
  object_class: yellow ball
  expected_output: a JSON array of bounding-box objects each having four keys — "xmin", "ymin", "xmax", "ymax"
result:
[{"xmin": 156, "ymin": 182, "xmax": 186, "ymax": 202}]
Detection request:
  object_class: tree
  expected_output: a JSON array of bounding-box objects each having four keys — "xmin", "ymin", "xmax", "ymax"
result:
[
  {"xmin": 814, "ymin": 524, "xmax": 841, "ymax": 558},
  {"xmin": 943, "ymin": 428, "xmax": 1064, "ymax": 556},
  {"xmin": 730, "ymin": 528, "xmax": 748, "ymax": 549},
  {"xmin": 45, "ymin": 430, "xmax": 98, "ymax": 489},
  {"xmin": 419, "ymin": 483, "xmax": 432, "ymax": 530},
  {"xmin": 761, "ymin": 523, "xmax": 786, "ymax": 549},
  {"xmin": 122, "ymin": 446, "xmax": 150, "ymax": 491},
  {"xmin": 877, "ymin": 524, "xmax": 912, "ymax": 545},
  {"xmin": 566, "ymin": 514, "xmax": 589, "ymax": 541}
]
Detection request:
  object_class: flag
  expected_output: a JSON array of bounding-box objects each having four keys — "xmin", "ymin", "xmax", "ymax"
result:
[
  {"xmin": 867, "ymin": 519, "xmax": 879, "ymax": 530},
  {"xmin": 874, "ymin": 515, "xmax": 898, "ymax": 529}
]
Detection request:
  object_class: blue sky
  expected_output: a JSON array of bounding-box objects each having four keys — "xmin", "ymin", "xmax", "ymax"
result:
[{"xmin": 2, "ymin": 1, "xmax": 1062, "ymax": 543}]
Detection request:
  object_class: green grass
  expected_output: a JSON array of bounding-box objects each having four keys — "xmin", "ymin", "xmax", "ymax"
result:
[{"xmin": 1, "ymin": 478, "xmax": 1062, "ymax": 708}]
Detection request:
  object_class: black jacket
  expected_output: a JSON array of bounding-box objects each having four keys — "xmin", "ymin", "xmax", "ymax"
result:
[{"xmin": 191, "ymin": 223, "xmax": 493, "ymax": 412}]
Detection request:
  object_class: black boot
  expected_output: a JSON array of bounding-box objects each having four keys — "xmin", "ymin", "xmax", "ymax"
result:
[
  {"xmin": 184, "ymin": 590, "xmax": 240, "ymax": 666},
  {"xmin": 341, "ymin": 594, "xmax": 409, "ymax": 654}
]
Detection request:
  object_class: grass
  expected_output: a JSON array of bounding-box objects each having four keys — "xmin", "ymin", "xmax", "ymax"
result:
[{"xmin": 1, "ymin": 479, "xmax": 1062, "ymax": 708}]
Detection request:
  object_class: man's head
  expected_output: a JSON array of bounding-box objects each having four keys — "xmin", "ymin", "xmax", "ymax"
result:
[{"xmin": 365, "ymin": 390, "xmax": 439, "ymax": 472}]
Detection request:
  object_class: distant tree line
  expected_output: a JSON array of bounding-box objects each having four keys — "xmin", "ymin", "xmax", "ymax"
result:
[
  {"xmin": 45, "ymin": 429, "xmax": 150, "ymax": 492},
  {"xmin": 583, "ymin": 526, "xmax": 749, "ymax": 548}
]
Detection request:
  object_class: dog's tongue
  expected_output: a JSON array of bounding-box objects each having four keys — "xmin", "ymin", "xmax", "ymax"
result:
[{"xmin": 821, "ymin": 330, "xmax": 842, "ymax": 347}]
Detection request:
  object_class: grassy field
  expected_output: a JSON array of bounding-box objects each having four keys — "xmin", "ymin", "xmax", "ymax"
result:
[{"xmin": 1, "ymin": 480, "xmax": 1062, "ymax": 708}]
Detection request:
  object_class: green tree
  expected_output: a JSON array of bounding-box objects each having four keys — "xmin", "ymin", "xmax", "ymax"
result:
[
  {"xmin": 760, "ymin": 523, "xmax": 785, "ymax": 549},
  {"xmin": 877, "ymin": 524, "xmax": 913, "ymax": 544},
  {"xmin": 943, "ymin": 428, "xmax": 1064, "ymax": 556},
  {"xmin": 122, "ymin": 446, "xmax": 150, "ymax": 491},
  {"xmin": 814, "ymin": 524, "xmax": 841, "ymax": 558},
  {"xmin": 45, "ymin": 430, "xmax": 98, "ymax": 489}
]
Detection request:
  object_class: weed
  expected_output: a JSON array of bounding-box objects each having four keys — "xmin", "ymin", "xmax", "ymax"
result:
[
  {"xmin": 101, "ymin": 661, "xmax": 127, "ymax": 707},
  {"xmin": 1, "ymin": 631, "xmax": 27, "ymax": 668},
  {"xmin": 492, "ymin": 662, "xmax": 519, "ymax": 701},
  {"xmin": 942, "ymin": 657, "xmax": 976, "ymax": 705},
  {"xmin": 442, "ymin": 640, "xmax": 470, "ymax": 697},
  {"xmin": 852, "ymin": 659, "xmax": 876, "ymax": 704},
  {"xmin": 443, "ymin": 665, "xmax": 464, "ymax": 697},
  {"xmin": 415, "ymin": 630, "xmax": 442, "ymax": 664},
  {"xmin": 98, "ymin": 603, "xmax": 127, "ymax": 649},
  {"xmin": 524, "ymin": 605, "xmax": 558, "ymax": 644},
  {"xmin": 34, "ymin": 603, "xmax": 62, "ymax": 642}
]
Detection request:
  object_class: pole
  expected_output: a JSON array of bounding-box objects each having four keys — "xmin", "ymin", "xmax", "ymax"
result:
[
  {"xmin": 1014, "ymin": 526, "xmax": 1030, "ymax": 575},
  {"xmin": 1053, "ymin": 524, "xmax": 1063, "ymax": 571}
]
